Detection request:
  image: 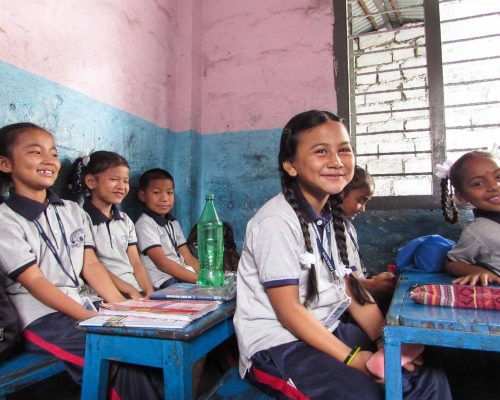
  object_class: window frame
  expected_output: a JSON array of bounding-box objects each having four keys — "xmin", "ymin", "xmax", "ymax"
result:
[{"xmin": 333, "ymin": 0, "xmax": 446, "ymax": 210}]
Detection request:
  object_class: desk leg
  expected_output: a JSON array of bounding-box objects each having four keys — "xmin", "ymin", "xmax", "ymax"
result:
[
  {"xmin": 384, "ymin": 327, "xmax": 403, "ymax": 400},
  {"xmin": 81, "ymin": 333, "xmax": 110, "ymax": 400},
  {"xmin": 162, "ymin": 341, "xmax": 192, "ymax": 400}
]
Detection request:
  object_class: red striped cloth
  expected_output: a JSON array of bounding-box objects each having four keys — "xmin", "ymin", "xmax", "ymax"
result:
[{"xmin": 409, "ymin": 284, "xmax": 500, "ymax": 310}]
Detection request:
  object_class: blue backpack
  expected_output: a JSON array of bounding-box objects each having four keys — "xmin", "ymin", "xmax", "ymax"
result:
[{"xmin": 395, "ymin": 235, "xmax": 456, "ymax": 273}]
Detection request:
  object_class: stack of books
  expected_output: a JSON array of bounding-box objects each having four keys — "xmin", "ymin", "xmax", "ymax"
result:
[
  {"xmin": 80, "ymin": 298, "xmax": 220, "ymax": 329},
  {"xmin": 150, "ymin": 273, "xmax": 236, "ymax": 301}
]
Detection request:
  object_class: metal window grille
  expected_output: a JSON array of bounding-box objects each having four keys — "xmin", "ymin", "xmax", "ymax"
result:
[{"xmin": 334, "ymin": 0, "xmax": 500, "ymax": 209}]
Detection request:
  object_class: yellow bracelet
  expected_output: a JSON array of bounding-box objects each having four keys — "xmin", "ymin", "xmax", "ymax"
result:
[{"xmin": 344, "ymin": 346, "xmax": 362, "ymax": 366}]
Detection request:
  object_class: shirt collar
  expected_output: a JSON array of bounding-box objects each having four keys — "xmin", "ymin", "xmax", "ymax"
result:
[
  {"xmin": 83, "ymin": 200, "xmax": 123, "ymax": 225},
  {"xmin": 291, "ymin": 181, "xmax": 332, "ymax": 227},
  {"xmin": 5, "ymin": 190, "xmax": 64, "ymax": 221},
  {"xmin": 473, "ymin": 208, "xmax": 500, "ymax": 224},
  {"xmin": 144, "ymin": 207, "xmax": 175, "ymax": 227}
]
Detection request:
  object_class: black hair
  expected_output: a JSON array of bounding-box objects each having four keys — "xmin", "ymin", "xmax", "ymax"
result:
[
  {"xmin": 0, "ymin": 123, "xmax": 49, "ymax": 203},
  {"xmin": 66, "ymin": 150, "xmax": 129, "ymax": 201},
  {"xmin": 440, "ymin": 150, "xmax": 496, "ymax": 224},
  {"xmin": 342, "ymin": 165, "xmax": 374, "ymax": 197},
  {"xmin": 187, "ymin": 221, "xmax": 240, "ymax": 272},
  {"xmin": 138, "ymin": 168, "xmax": 175, "ymax": 192},
  {"xmin": 278, "ymin": 110, "xmax": 373, "ymax": 307}
]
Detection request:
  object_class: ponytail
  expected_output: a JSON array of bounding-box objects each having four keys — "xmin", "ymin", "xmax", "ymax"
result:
[
  {"xmin": 328, "ymin": 195, "xmax": 374, "ymax": 305},
  {"xmin": 66, "ymin": 156, "xmax": 87, "ymax": 202}
]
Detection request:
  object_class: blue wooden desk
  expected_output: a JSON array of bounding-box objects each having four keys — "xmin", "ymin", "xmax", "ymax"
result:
[
  {"xmin": 384, "ymin": 272, "xmax": 500, "ymax": 400},
  {"xmin": 79, "ymin": 300, "xmax": 235, "ymax": 400}
]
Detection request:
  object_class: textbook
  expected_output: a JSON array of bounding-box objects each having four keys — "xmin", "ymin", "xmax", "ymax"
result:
[
  {"xmin": 79, "ymin": 315, "xmax": 189, "ymax": 330},
  {"xmin": 99, "ymin": 299, "xmax": 220, "ymax": 322},
  {"xmin": 150, "ymin": 274, "xmax": 236, "ymax": 301}
]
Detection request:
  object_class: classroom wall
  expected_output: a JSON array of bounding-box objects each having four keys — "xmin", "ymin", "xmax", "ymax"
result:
[{"xmin": 0, "ymin": 0, "xmax": 337, "ymax": 244}]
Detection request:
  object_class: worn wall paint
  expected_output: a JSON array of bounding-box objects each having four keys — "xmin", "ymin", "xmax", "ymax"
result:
[
  {"xmin": 355, "ymin": 209, "xmax": 473, "ymax": 274},
  {"xmin": 198, "ymin": 0, "xmax": 337, "ymax": 134},
  {"xmin": 0, "ymin": 61, "xmax": 194, "ymax": 231},
  {"xmin": 0, "ymin": 0, "xmax": 174, "ymax": 128}
]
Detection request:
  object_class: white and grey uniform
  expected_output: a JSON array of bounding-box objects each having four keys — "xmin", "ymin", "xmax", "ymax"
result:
[
  {"xmin": 83, "ymin": 201, "xmax": 141, "ymax": 291},
  {"xmin": 135, "ymin": 209, "xmax": 192, "ymax": 288},
  {"xmin": 447, "ymin": 209, "xmax": 500, "ymax": 276},
  {"xmin": 0, "ymin": 191, "xmax": 98, "ymax": 329},
  {"xmin": 344, "ymin": 217, "xmax": 368, "ymax": 279},
  {"xmin": 234, "ymin": 192, "xmax": 351, "ymax": 377}
]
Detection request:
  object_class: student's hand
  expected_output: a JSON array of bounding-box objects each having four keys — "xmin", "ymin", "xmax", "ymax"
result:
[
  {"xmin": 349, "ymin": 350, "xmax": 374, "ymax": 376},
  {"xmin": 121, "ymin": 284, "xmax": 142, "ymax": 300},
  {"xmin": 371, "ymin": 272, "xmax": 397, "ymax": 294},
  {"xmin": 452, "ymin": 271, "xmax": 500, "ymax": 286}
]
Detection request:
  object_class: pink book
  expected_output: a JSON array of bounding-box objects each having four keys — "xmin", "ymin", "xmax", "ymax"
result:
[{"xmin": 365, "ymin": 344, "xmax": 424, "ymax": 379}]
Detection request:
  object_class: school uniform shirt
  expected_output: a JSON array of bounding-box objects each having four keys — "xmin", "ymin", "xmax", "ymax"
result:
[
  {"xmin": 234, "ymin": 192, "xmax": 351, "ymax": 377},
  {"xmin": 0, "ymin": 191, "xmax": 97, "ymax": 329},
  {"xmin": 83, "ymin": 201, "xmax": 141, "ymax": 291},
  {"xmin": 344, "ymin": 218, "xmax": 368, "ymax": 279},
  {"xmin": 135, "ymin": 209, "xmax": 191, "ymax": 288},
  {"xmin": 447, "ymin": 209, "xmax": 500, "ymax": 275}
]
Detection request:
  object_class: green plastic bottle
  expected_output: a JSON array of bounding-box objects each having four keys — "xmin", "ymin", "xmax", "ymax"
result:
[{"xmin": 197, "ymin": 194, "xmax": 225, "ymax": 286}]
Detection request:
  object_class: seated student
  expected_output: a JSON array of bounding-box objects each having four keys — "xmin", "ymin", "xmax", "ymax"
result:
[
  {"xmin": 186, "ymin": 221, "xmax": 240, "ymax": 272},
  {"xmin": 438, "ymin": 150, "xmax": 500, "ymax": 286},
  {"xmin": 341, "ymin": 166, "xmax": 396, "ymax": 305},
  {"xmin": 67, "ymin": 151, "xmax": 154, "ymax": 298},
  {"xmin": 135, "ymin": 168, "xmax": 199, "ymax": 289},
  {"xmin": 0, "ymin": 123, "xmax": 162, "ymax": 399},
  {"xmin": 234, "ymin": 110, "xmax": 451, "ymax": 399}
]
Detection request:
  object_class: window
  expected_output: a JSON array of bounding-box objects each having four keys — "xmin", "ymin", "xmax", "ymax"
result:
[{"xmin": 333, "ymin": 0, "xmax": 500, "ymax": 209}]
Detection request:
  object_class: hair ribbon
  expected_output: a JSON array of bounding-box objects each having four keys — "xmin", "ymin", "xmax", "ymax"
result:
[{"xmin": 435, "ymin": 159, "xmax": 454, "ymax": 179}]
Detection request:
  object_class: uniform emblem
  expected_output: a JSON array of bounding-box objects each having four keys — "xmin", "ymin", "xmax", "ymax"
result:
[{"xmin": 70, "ymin": 228, "xmax": 85, "ymax": 247}]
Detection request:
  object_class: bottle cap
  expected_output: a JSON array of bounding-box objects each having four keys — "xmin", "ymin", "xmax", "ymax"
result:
[
  {"xmin": 387, "ymin": 264, "xmax": 397, "ymax": 272},
  {"xmin": 206, "ymin": 193, "xmax": 215, "ymax": 200}
]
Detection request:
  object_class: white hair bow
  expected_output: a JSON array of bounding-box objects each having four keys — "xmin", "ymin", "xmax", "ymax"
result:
[
  {"xmin": 435, "ymin": 159, "xmax": 455, "ymax": 179},
  {"xmin": 299, "ymin": 252, "xmax": 315, "ymax": 269}
]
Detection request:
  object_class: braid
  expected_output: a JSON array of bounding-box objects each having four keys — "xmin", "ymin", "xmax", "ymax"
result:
[
  {"xmin": 66, "ymin": 157, "xmax": 87, "ymax": 202},
  {"xmin": 328, "ymin": 195, "xmax": 374, "ymax": 305},
  {"xmin": 283, "ymin": 185, "xmax": 319, "ymax": 307},
  {"xmin": 440, "ymin": 177, "xmax": 459, "ymax": 224}
]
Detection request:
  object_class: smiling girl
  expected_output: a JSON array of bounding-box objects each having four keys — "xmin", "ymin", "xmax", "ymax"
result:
[
  {"xmin": 234, "ymin": 111, "xmax": 451, "ymax": 399},
  {"xmin": 67, "ymin": 151, "xmax": 154, "ymax": 298},
  {"xmin": 0, "ymin": 123, "xmax": 161, "ymax": 399},
  {"xmin": 440, "ymin": 150, "xmax": 500, "ymax": 286}
]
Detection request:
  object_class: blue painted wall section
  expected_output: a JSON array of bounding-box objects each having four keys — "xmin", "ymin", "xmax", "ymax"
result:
[
  {"xmin": 354, "ymin": 208, "xmax": 474, "ymax": 273},
  {"xmin": 0, "ymin": 61, "xmax": 195, "ymax": 228}
]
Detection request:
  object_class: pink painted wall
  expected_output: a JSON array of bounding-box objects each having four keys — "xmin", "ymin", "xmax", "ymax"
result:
[
  {"xmin": 0, "ymin": 0, "xmax": 174, "ymax": 128},
  {"xmin": 0, "ymin": 0, "xmax": 337, "ymax": 133},
  {"xmin": 196, "ymin": 0, "xmax": 337, "ymax": 134}
]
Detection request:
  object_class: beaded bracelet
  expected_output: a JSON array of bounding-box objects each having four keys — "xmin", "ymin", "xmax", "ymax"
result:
[{"xmin": 344, "ymin": 346, "xmax": 361, "ymax": 366}]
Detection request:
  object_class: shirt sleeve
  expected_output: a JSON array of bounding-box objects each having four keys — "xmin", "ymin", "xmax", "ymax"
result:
[
  {"xmin": 447, "ymin": 227, "xmax": 486, "ymax": 265},
  {"xmin": 81, "ymin": 208, "xmax": 95, "ymax": 248},
  {"xmin": 173, "ymin": 220, "xmax": 187, "ymax": 247},
  {"xmin": 124, "ymin": 213, "xmax": 138, "ymax": 245},
  {"xmin": 0, "ymin": 217, "xmax": 37, "ymax": 278},
  {"xmin": 136, "ymin": 216, "xmax": 162, "ymax": 254},
  {"xmin": 249, "ymin": 215, "xmax": 302, "ymax": 288}
]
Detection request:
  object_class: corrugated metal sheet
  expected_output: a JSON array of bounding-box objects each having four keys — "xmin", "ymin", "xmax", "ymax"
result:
[{"xmin": 348, "ymin": 0, "xmax": 424, "ymax": 36}]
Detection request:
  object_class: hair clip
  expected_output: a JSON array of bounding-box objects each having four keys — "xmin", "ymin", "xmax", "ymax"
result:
[
  {"xmin": 435, "ymin": 159, "xmax": 454, "ymax": 179},
  {"xmin": 81, "ymin": 155, "xmax": 90, "ymax": 167}
]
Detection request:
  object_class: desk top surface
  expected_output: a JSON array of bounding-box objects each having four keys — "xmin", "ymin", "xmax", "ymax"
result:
[
  {"xmin": 386, "ymin": 272, "xmax": 499, "ymax": 334},
  {"xmin": 77, "ymin": 300, "xmax": 235, "ymax": 341}
]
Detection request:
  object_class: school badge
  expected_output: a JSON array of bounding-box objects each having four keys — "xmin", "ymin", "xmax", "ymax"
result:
[{"xmin": 70, "ymin": 228, "xmax": 85, "ymax": 247}]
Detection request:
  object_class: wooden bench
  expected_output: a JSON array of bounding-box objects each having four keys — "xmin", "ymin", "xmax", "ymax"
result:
[
  {"xmin": 200, "ymin": 367, "xmax": 272, "ymax": 400},
  {"xmin": 0, "ymin": 351, "xmax": 65, "ymax": 400}
]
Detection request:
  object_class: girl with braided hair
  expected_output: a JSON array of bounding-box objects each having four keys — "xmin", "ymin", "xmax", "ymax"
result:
[
  {"xmin": 234, "ymin": 110, "xmax": 451, "ymax": 399},
  {"xmin": 439, "ymin": 150, "xmax": 500, "ymax": 286}
]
